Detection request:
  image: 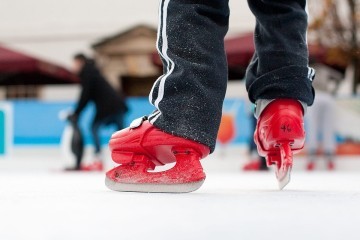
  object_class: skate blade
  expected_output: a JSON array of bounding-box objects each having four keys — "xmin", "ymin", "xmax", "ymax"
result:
[
  {"xmin": 276, "ymin": 142, "xmax": 293, "ymax": 190},
  {"xmin": 105, "ymin": 177, "xmax": 205, "ymax": 193},
  {"xmin": 277, "ymin": 168, "xmax": 291, "ymax": 190}
]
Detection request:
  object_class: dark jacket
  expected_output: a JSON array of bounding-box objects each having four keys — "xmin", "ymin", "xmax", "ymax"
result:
[{"xmin": 74, "ymin": 60, "xmax": 127, "ymax": 120}]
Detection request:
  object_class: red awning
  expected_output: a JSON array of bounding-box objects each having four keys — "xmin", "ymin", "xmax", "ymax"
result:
[
  {"xmin": 225, "ymin": 32, "xmax": 255, "ymax": 69},
  {"xmin": 0, "ymin": 45, "xmax": 78, "ymax": 85}
]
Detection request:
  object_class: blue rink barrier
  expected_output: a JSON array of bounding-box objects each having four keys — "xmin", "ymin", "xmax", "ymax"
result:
[
  {"xmin": 10, "ymin": 98, "xmax": 251, "ymax": 147},
  {"xmin": 0, "ymin": 103, "xmax": 13, "ymax": 156},
  {"xmin": 0, "ymin": 109, "xmax": 5, "ymax": 154}
]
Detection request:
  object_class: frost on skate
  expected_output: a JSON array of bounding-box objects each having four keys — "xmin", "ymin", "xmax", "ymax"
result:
[{"xmin": 105, "ymin": 117, "xmax": 210, "ymax": 193}]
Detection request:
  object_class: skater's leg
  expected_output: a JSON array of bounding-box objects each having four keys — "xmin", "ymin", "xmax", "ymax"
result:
[
  {"xmin": 247, "ymin": 0, "xmax": 315, "ymax": 188},
  {"xmin": 246, "ymin": 0, "xmax": 315, "ymax": 107},
  {"xmin": 149, "ymin": 0, "xmax": 230, "ymax": 153},
  {"xmin": 106, "ymin": 0, "xmax": 229, "ymax": 192}
]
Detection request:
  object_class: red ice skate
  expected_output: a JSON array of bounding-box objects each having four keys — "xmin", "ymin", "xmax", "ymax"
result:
[
  {"xmin": 105, "ymin": 117, "xmax": 210, "ymax": 193},
  {"xmin": 254, "ymin": 99, "xmax": 305, "ymax": 189}
]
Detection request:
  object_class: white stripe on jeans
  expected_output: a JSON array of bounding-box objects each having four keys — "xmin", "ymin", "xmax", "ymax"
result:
[
  {"xmin": 308, "ymin": 67, "xmax": 315, "ymax": 81},
  {"xmin": 149, "ymin": 0, "xmax": 166, "ymax": 104},
  {"xmin": 149, "ymin": 0, "xmax": 175, "ymax": 124}
]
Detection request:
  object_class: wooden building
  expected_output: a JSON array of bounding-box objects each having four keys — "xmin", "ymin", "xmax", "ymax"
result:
[{"xmin": 92, "ymin": 25, "xmax": 161, "ymax": 96}]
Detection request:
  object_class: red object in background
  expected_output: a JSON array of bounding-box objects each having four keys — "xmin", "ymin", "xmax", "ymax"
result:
[
  {"xmin": 243, "ymin": 161, "xmax": 262, "ymax": 171},
  {"xmin": 217, "ymin": 114, "xmax": 236, "ymax": 145},
  {"xmin": 225, "ymin": 32, "xmax": 255, "ymax": 70},
  {"xmin": 306, "ymin": 161, "xmax": 335, "ymax": 171},
  {"xmin": 81, "ymin": 161, "xmax": 104, "ymax": 172},
  {"xmin": 0, "ymin": 45, "xmax": 78, "ymax": 85},
  {"xmin": 306, "ymin": 162, "xmax": 315, "ymax": 171},
  {"xmin": 328, "ymin": 161, "xmax": 335, "ymax": 171}
]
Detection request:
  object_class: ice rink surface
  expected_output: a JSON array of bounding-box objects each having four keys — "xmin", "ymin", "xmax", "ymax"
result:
[{"xmin": 1, "ymin": 148, "xmax": 360, "ymax": 240}]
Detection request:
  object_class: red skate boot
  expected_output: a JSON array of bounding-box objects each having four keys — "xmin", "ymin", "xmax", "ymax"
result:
[
  {"xmin": 254, "ymin": 99, "xmax": 305, "ymax": 189},
  {"xmin": 105, "ymin": 117, "xmax": 210, "ymax": 193}
]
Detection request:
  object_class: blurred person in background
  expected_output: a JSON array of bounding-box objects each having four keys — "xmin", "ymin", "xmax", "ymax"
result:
[
  {"xmin": 306, "ymin": 64, "xmax": 338, "ymax": 171},
  {"xmin": 69, "ymin": 53, "xmax": 128, "ymax": 171},
  {"xmin": 306, "ymin": 92, "xmax": 336, "ymax": 170},
  {"xmin": 243, "ymin": 105, "xmax": 267, "ymax": 171},
  {"xmin": 243, "ymin": 115, "xmax": 268, "ymax": 171}
]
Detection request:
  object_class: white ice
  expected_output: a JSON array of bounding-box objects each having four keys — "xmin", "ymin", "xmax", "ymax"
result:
[{"xmin": 1, "ymin": 147, "xmax": 360, "ymax": 240}]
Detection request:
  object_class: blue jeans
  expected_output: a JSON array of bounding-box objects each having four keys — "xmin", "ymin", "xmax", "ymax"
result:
[{"xmin": 149, "ymin": 0, "xmax": 315, "ymax": 152}]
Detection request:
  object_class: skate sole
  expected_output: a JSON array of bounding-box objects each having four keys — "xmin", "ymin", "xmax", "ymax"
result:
[{"xmin": 105, "ymin": 177, "xmax": 205, "ymax": 193}]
